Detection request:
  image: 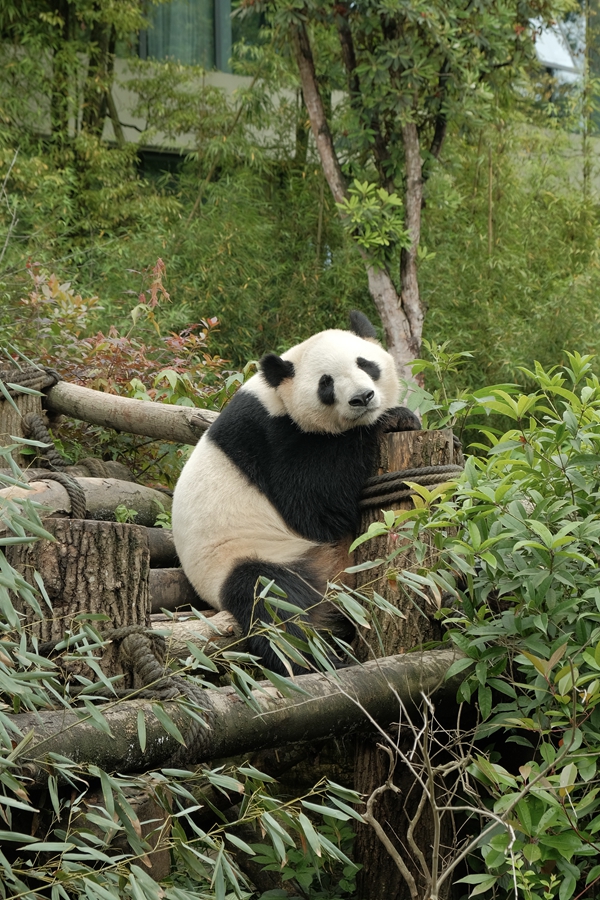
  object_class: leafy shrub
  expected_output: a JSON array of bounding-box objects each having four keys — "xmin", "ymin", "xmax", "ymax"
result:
[
  {"xmin": 4, "ymin": 261, "xmax": 238, "ymax": 486},
  {"xmin": 363, "ymin": 352, "xmax": 600, "ymax": 899}
]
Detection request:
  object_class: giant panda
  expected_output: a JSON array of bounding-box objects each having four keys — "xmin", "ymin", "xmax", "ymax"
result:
[{"xmin": 171, "ymin": 311, "xmax": 420, "ymax": 675}]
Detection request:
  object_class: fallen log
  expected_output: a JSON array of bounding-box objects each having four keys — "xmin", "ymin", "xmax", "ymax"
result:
[
  {"xmin": 151, "ymin": 609, "xmax": 244, "ymax": 658},
  {"xmin": 45, "ymin": 381, "xmax": 218, "ymax": 445},
  {"xmin": 145, "ymin": 527, "xmax": 179, "ymax": 567},
  {"xmin": 0, "ymin": 477, "xmax": 171, "ymax": 528},
  {"xmin": 149, "ymin": 567, "xmax": 209, "ymax": 613},
  {"xmin": 13, "ymin": 649, "xmax": 461, "ymax": 785}
]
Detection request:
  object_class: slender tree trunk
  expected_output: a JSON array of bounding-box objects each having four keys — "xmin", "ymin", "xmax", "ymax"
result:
[
  {"xmin": 82, "ymin": 20, "xmax": 116, "ymax": 136},
  {"xmin": 289, "ymin": 22, "xmax": 424, "ymax": 385},
  {"xmin": 399, "ymin": 121, "xmax": 424, "ymax": 359},
  {"xmin": 50, "ymin": 0, "xmax": 73, "ymax": 148}
]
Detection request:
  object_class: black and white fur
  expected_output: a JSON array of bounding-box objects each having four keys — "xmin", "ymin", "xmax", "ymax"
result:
[{"xmin": 171, "ymin": 311, "xmax": 419, "ymax": 674}]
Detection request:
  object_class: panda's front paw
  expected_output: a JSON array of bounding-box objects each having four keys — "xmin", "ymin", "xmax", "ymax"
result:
[{"xmin": 382, "ymin": 406, "xmax": 421, "ymax": 433}]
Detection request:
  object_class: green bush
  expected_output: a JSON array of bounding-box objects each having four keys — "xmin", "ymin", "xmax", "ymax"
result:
[{"xmin": 361, "ymin": 352, "xmax": 600, "ymax": 899}]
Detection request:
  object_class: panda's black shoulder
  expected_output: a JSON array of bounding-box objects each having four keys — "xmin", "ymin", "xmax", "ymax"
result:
[{"xmin": 207, "ymin": 387, "xmax": 297, "ymax": 493}]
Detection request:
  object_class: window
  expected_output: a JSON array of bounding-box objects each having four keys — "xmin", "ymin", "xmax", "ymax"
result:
[{"xmin": 139, "ymin": 0, "xmax": 232, "ymax": 72}]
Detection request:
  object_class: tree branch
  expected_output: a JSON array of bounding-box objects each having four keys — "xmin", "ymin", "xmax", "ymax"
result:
[
  {"xmin": 290, "ymin": 20, "xmax": 347, "ymax": 204},
  {"xmin": 335, "ymin": 13, "xmax": 394, "ymax": 192}
]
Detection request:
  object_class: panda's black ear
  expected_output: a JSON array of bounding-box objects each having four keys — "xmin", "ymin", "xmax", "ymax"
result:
[
  {"xmin": 260, "ymin": 354, "xmax": 295, "ymax": 388},
  {"xmin": 349, "ymin": 310, "xmax": 377, "ymax": 339}
]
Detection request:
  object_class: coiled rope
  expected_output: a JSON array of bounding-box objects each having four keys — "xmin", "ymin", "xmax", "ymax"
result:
[
  {"xmin": 0, "ymin": 365, "xmax": 61, "ymax": 395},
  {"xmin": 20, "ymin": 412, "xmax": 87, "ymax": 519},
  {"xmin": 359, "ymin": 464, "xmax": 464, "ymax": 509},
  {"xmin": 39, "ymin": 624, "xmax": 215, "ymax": 765}
]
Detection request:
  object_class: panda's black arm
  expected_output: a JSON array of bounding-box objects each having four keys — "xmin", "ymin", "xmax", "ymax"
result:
[
  {"xmin": 206, "ymin": 390, "xmax": 274, "ymax": 496},
  {"xmin": 380, "ymin": 406, "xmax": 421, "ymax": 433}
]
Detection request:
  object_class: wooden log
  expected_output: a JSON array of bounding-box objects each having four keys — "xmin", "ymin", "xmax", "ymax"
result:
[
  {"xmin": 0, "ymin": 477, "xmax": 172, "ymax": 529},
  {"xmin": 6, "ymin": 519, "xmax": 150, "ymax": 682},
  {"xmin": 151, "ymin": 610, "xmax": 244, "ymax": 659},
  {"xmin": 0, "ymin": 387, "xmax": 45, "ymax": 467},
  {"xmin": 149, "ymin": 568, "xmax": 210, "ymax": 613},
  {"xmin": 145, "ymin": 527, "xmax": 179, "ymax": 568},
  {"xmin": 45, "ymin": 381, "xmax": 218, "ymax": 445},
  {"xmin": 13, "ymin": 649, "xmax": 462, "ymax": 786},
  {"xmin": 11, "ymin": 461, "xmax": 137, "ymax": 480},
  {"xmin": 353, "ymin": 428, "xmax": 460, "ymax": 900}
]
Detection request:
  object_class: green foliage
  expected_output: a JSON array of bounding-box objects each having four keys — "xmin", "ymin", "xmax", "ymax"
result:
[
  {"xmin": 3, "ymin": 262, "xmax": 236, "ymax": 486},
  {"xmin": 420, "ymin": 121, "xmax": 600, "ymax": 390},
  {"xmin": 336, "ymin": 180, "xmax": 409, "ymax": 266},
  {"xmin": 359, "ymin": 353, "xmax": 600, "ymax": 898}
]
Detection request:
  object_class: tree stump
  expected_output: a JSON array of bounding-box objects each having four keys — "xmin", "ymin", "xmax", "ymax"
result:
[
  {"xmin": 353, "ymin": 428, "xmax": 460, "ymax": 900},
  {"xmin": 6, "ymin": 519, "xmax": 151, "ymax": 683},
  {"xmin": 0, "ymin": 377, "xmax": 45, "ymax": 467}
]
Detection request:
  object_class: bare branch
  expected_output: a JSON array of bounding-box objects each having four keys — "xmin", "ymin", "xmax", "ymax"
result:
[{"xmin": 290, "ymin": 20, "xmax": 347, "ymax": 204}]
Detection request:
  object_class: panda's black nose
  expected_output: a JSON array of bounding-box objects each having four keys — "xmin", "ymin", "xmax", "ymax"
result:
[{"xmin": 349, "ymin": 389, "xmax": 375, "ymax": 408}]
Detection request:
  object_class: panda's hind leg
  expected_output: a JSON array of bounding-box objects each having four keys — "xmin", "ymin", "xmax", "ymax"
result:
[{"xmin": 219, "ymin": 558, "xmax": 350, "ymax": 676}]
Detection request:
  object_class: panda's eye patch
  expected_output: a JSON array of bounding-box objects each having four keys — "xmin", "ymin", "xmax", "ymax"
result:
[
  {"xmin": 318, "ymin": 374, "xmax": 335, "ymax": 405},
  {"xmin": 357, "ymin": 357, "xmax": 381, "ymax": 381}
]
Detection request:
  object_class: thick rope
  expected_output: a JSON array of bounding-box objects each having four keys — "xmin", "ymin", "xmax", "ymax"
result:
[
  {"xmin": 0, "ymin": 365, "xmax": 61, "ymax": 396},
  {"xmin": 359, "ymin": 464, "xmax": 464, "ymax": 509},
  {"xmin": 30, "ymin": 471, "xmax": 87, "ymax": 519},
  {"xmin": 19, "ymin": 412, "xmax": 87, "ymax": 518},
  {"xmin": 22, "ymin": 412, "xmax": 72, "ymax": 470},
  {"xmin": 111, "ymin": 626, "xmax": 215, "ymax": 766},
  {"xmin": 38, "ymin": 624, "xmax": 215, "ymax": 765},
  {"xmin": 78, "ymin": 457, "xmax": 112, "ymax": 477}
]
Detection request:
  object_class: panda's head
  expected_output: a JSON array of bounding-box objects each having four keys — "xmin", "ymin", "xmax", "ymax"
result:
[{"xmin": 256, "ymin": 311, "xmax": 399, "ymax": 434}]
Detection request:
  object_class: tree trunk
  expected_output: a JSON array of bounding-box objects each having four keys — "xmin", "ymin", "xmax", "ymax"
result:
[
  {"xmin": 0, "ymin": 390, "xmax": 45, "ymax": 467},
  {"xmin": 82, "ymin": 22, "xmax": 115, "ymax": 136},
  {"xmin": 289, "ymin": 21, "xmax": 424, "ymax": 382},
  {"xmin": 6, "ymin": 519, "xmax": 150, "ymax": 682},
  {"xmin": 50, "ymin": 0, "xmax": 73, "ymax": 150},
  {"xmin": 399, "ymin": 121, "xmax": 424, "ymax": 361},
  {"xmin": 353, "ymin": 429, "xmax": 460, "ymax": 900}
]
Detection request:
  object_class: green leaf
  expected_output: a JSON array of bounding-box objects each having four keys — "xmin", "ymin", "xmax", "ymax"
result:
[
  {"xmin": 137, "ymin": 709, "xmax": 147, "ymax": 753},
  {"xmin": 226, "ymin": 833, "xmax": 256, "ymax": 855},
  {"xmin": 301, "ymin": 800, "xmax": 350, "ymax": 820},
  {"xmin": 151, "ymin": 703, "xmax": 186, "ymax": 745}
]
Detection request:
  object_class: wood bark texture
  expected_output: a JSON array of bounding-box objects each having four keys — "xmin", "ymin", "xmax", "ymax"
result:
[
  {"xmin": 151, "ymin": 609, "xmax": 244, "ymax": 659},
  {"xmin": 13, "ymin": 648, "xmax": 461, "ymax": 786},
  {"xmin": 149, "ymin": 568, "xmax": 211, "ymax": 614},
  {"xmin": 399, "ymin": 121, "xmax": 424, "ymax": 362},
  {"xmin": 0, "ymin": 477, "xmax": 171, "ymax": 530},
  {"xmin": 0, "ymin": 390, "xmax": 44, "ymax": 467},
  {"xmin": 45, "ymin": 381, "xmax": 217, "ymax": 444},
  {"xmin": 353, "ymin": 428, "xmax": 460, "ymax": 900},
  {"xmin": 288, "ymin": 22, "xmax": 424, "ymax": 382},
  {"xmin": 6, "ymin": 519, "xmax": 150, "ymax": 681}
]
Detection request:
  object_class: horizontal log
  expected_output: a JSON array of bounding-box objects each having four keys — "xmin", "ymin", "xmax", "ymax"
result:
[
  {"xmin": 14, "ymin": 649, "xmax": 462, "ymax": 785},
  {"xmin": 145, "ymin": 527, "xmax": 179, "ymax": 568},
  {"xmin": 151, "ymin": 609, "xmax": 244, "ymax": 659},
  {"xmin": 149, "ymin": 567, "xmax": 210, "ymax": 613},
  {"xmin": 45, "ymin": 381, "xmax": 218, "ymax": 445},
  {"xmin": 0, "ymin": 477, "xmax": 171, "ymax": 528}
]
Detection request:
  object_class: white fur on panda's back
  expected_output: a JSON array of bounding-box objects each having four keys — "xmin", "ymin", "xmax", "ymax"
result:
[{"xmin": 171, "ymin": 438, "xmax": 329, "ymax": 608}]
